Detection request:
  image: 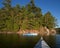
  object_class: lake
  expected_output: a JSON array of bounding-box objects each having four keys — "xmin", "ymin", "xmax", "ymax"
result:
[
  {"xmin": 43, "ymin": 34, "xmax": 60, "ymax": 48},
  {"xmin": 0, "ymin": 33, "xmax": 41, "ymax": 48},
  {"xmin": 0, "ymin": 33, "xmax": 60, "ymax": 48}
]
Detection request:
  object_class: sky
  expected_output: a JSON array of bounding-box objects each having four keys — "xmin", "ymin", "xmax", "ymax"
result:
[{"xmin": 0, "ymin": 0, "xmax": 60, "ymax": 28}]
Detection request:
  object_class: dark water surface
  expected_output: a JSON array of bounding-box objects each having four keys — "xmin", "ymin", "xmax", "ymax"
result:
[
  {"xmin": 43, "ymin": 34, "xmax": 60, "ymax": 48},
  {"xmin": 0, "ymin": 33, "xmax": 41, "ymax": 48},
  {"xmin": 0, "ymin": 33, "xmax": 60, "ymax": 48}
]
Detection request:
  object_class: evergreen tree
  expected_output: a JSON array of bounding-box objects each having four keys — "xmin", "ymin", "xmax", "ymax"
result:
[
  {"xmin": 43, "ymin": 11, "xmax": 56, "ymax": 28},
  {"xmin": 0, "ymin": 0, "xmax": 57, "ymax": 32}
]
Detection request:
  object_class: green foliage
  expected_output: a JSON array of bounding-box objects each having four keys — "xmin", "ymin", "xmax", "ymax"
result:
[
  {"xmin": 0, "ymin": 0, "xmax": 57, "ymax": 32},
  {"xmin": 42, "ymin": 11, "xmax": 56, "ymax": 28}
]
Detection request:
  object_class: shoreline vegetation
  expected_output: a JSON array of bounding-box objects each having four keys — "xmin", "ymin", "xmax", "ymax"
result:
[
  {"xmin": 0, "ymin": 0, "xmax": 57, "ymax": 36},
  {"xmin": 0, "ymin": 26, "xmax": 56, "ymax": 36}
]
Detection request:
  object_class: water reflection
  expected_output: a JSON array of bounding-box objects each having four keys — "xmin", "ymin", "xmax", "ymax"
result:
[
  {"xmin": 43, "ymin": 34, "xmax": 60, "ymax": 48},
  {"xmin": 0, "ymin": 33, "xmax": 40, "ymax": 48},
  {"xmin": 0, "ymin": 33, "xmax": 60, "ymax": 48},
  {"xmin": 55, "ymin": 34, "xmax": 60, "ymax": 48}
]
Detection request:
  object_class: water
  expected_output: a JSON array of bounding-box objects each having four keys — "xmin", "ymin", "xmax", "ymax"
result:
[
  {"xmin": 0, "ymin": 33, "xmax": 60, "ymax": 48},
  {"xmin": 0, "ymin": 33, "xmax": 40, "ymax": 48},
  {"xmin": 55, "ymin": 34, "xmax": 60, "ymax": 48},
  {"xmin": 43, "ymin": 34, "xmax": 60, "ymax": 48}
]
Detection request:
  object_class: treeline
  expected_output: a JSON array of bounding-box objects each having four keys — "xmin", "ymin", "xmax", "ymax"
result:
[
  {"xmin": 0, "ymin": 0, "xmax": 56, "ymax": 32},
  {"xmin": 55, "ymin": 28, "xmax": 60, "ymax": 34}
]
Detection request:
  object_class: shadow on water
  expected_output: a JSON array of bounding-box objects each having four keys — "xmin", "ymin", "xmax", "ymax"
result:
[{"xmin": 0, "ymin": 33, "xmax": 41, "ymax": 48}]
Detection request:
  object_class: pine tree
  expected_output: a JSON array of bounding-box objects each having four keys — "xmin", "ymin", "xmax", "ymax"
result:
[{"xmin": 43, "ymin": 11, "xmax": 56, "ymax": 29}]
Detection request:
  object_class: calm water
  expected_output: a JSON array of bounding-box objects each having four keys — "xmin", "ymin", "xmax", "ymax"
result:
[
  {"xmin": 0, "ymin": 33, "xmax": 60, "ymax": 48},
  {"xmin": 0, "ymin": 33, "xmax": 41, "ymax": 48},
  {"xmin": 43, "ymin": 34, "xmax": 60, "ymax": 48}
]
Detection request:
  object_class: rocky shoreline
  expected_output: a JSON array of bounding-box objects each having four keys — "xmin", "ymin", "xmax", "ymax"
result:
[{"xmin": 0, "ymin": 27, "xmax": 56, "ymax": 36}]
